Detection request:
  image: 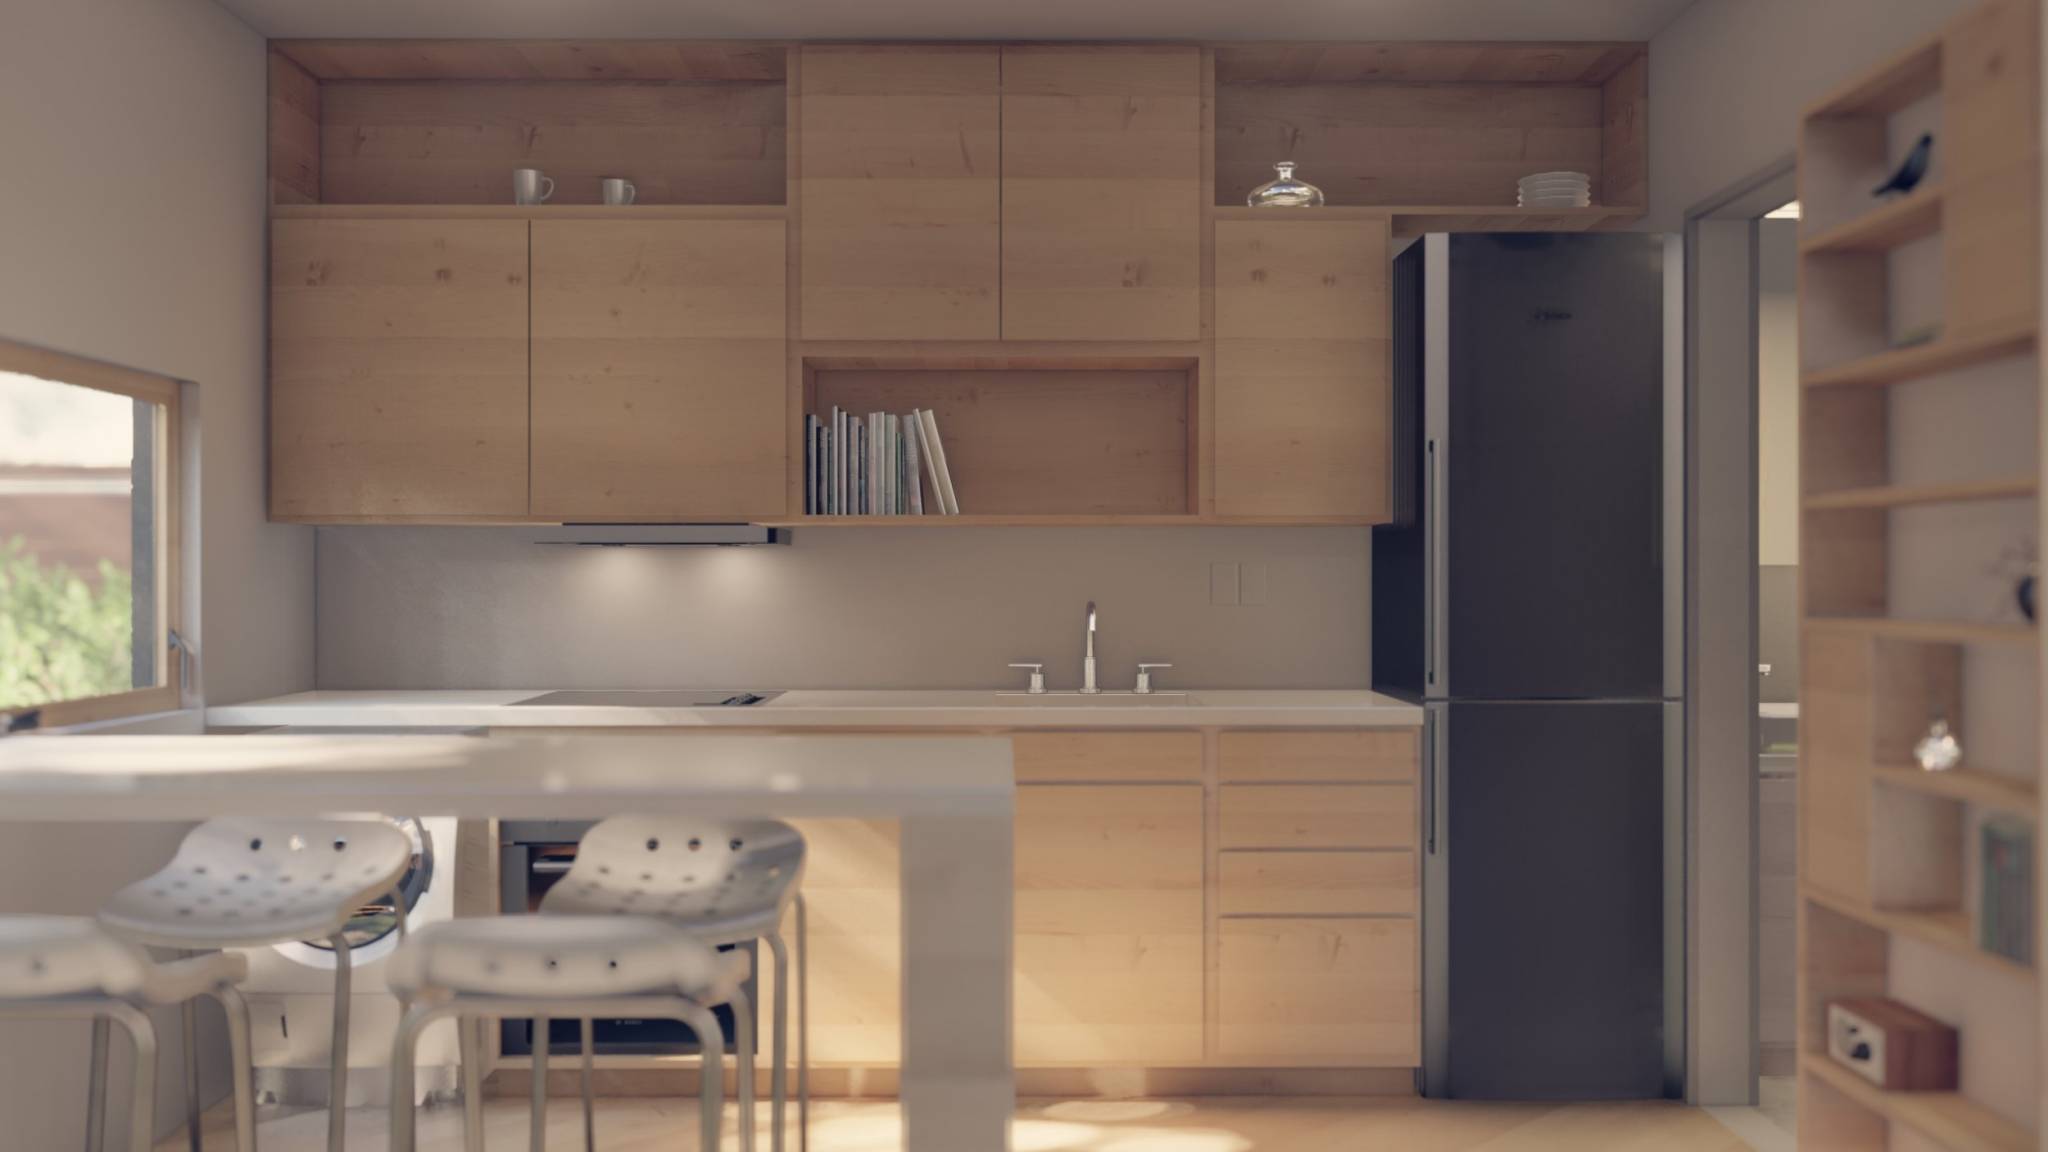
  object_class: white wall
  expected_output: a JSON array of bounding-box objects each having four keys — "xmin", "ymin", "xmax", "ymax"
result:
[
  {"xmin": 1756, "ymin": 219, "xmax": 1799, "ymax": 568},
  {"xmin": 1647, "ymin": 0, "xmax": 1970, "ymax": 230},
  {"xmin": 316, "ymin": 526, "xmax": 1373, "ymax": 689},
  {"xmin": 0, "ymin": 0, "xmax": 310, "ymax": 1142}
]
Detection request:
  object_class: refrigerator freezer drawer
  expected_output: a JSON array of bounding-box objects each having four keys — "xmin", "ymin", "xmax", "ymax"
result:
[
  {"xmin": 1216, "ymin": 917, "xmax": 1420, "ymax": 1064},
  {"xmin": 1219, "ymin": 784, "xmax": 1418, "ymax": 850}
]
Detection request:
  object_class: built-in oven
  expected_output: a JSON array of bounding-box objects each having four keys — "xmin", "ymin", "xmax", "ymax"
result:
[{"xmin": 498, "ymin": 820, "xmax": 754, "ymax": 1058}]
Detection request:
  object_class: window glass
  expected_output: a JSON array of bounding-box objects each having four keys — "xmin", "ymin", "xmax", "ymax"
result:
[{"xmin": 0, "ymin": 369, "xmax": 163, "ymax": 710}]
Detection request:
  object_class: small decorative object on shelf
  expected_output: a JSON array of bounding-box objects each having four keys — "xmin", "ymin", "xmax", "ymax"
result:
[
  {"xmin": 1873, "ymin": 133, "xmax": 1934, "ymax": 199},
  {"xmin": 1827, "ymin": 999, "xmax": 1959, "ymax": 1090},
  {"xmin": 1981, "ymin": 818, "xmax": 2034, "ymax": 966},
  {"xmin": 1517, "ymin": 170, "xmax": 1592, "ymax": 209},
  {"xmin": 1247, "ymin": 162, "xmax": 1325, "ymax": 208},
  {"xmin": 1913, "ymin": 716, "xmax": 1962, "ymax": 773},
  {"xmin": 1989, "ymin": 539, "xmax": 2037, "ymax": 622},
  {"xmin": 2019, "ymin": 574, "xmax": 2036, "ymax": 622},
  {"xmin": 1891, "ymin": 322, "xmax": 1942, "ymax": 350}
]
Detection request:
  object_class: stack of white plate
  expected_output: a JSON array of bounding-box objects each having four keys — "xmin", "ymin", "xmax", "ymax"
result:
[{"xmin": 1518, "ymin": 171, "xmax": 1592, "ymax": 208}]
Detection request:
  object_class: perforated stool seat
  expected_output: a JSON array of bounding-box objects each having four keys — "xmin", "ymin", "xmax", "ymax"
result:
[
  {"xmin": 543, "ymin": 817, "xmax": 810, "ymax": 1152},
  {"xmin": 99, "ymin": 816, "xmax": 417, "ymax": 1152},
  {"xmin": 385, "ymin": 915, "xmax": 756, "ymax": 1152},
  {"xmin": 0, "ymin": 916, "xmax": 256, "ymax": 1152}
]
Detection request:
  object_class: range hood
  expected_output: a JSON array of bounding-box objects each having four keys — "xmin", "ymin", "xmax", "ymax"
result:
[{"xmin": 530, "ymin": 524, "xmax": 789, "ymax": 547}]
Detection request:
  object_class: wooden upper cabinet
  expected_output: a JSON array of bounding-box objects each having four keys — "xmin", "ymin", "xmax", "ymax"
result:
[
  {"xmin": 529, "ymin": 219, "xmax": 787, "ymax": 521},
  {"xmin": 1213, "ymin": 218, "xmax": 1391, "ymax": 520},
  {"xmin": 1000, "ymin": 46, "xmax": 1203, "ymax": 341},
  {"xmin": 270, "ymin": 218, "xmax": 531, "ymax": 520},
  {"xmin": 799, "ymin": 46, "xmax": 1002, "ymax": 340}
]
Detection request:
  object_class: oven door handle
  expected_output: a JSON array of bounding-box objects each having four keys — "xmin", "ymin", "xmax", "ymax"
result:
[{"xmin": 531, "ymin": 859, "xmax": 575, "ymax": 875}]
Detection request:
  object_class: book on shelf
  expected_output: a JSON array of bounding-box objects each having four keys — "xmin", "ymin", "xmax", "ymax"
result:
[
  {"xmin": 805, "ymin": 406, "xmax": 958, "ymax": 515},
  {"xmin": 1981, "ymin": 818, "xmax": 2034, "ymax": 967}
]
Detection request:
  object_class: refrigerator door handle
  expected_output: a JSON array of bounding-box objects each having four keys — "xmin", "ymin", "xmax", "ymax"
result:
[{"xmin": 1426, "ymin": 437, "xmax": 1438, "ymax": 691}]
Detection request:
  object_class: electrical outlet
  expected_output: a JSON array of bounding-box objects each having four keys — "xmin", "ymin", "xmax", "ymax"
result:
[
  {"xmin": 1241, "ymin": 562, "xmax": 1269, "ymax": 606},
  {"xmin": 1210, "ymin": 561, "xmax": 1240, "ymax": 606}
]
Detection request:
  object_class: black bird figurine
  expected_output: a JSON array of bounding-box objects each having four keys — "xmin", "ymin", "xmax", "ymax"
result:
[{"xmin": 1873, "ymin": 133, "xmax": 1934, "ymax": 198}]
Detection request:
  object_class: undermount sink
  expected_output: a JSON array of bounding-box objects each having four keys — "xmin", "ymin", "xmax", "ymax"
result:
[{"xmin": 993, "ymin": 692, "xmax": 1196, "ymax": 705}]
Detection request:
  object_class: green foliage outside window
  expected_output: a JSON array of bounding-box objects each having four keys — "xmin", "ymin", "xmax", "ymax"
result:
[{"xmin": 0, "ymin": 536, "xmax": 132, "ymax": 708}]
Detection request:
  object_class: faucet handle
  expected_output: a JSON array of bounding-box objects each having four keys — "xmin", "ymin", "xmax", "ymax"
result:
[
  {"xmin": 1008, "ymin": 663, "xmax": 1047, "ymax": 695},
  {"xmin": 1134, "ymin": 663, "xmax": 1172, "ymax": 694}
]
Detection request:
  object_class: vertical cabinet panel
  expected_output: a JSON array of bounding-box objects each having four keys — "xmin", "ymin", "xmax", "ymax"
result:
[
  {"xmin": 1214, "ymin": 219, "xmax": 1391, "ymax": 519},
  {"xmin": 1000, "ymin": 46, "xmax": 1203, "ymax": 341},
  {"xmin": 799, "ymin": 47, "xmax": 1002, "ymax": 340},
  {"xmin": 529, "ymin": 220, "xmax": 788, "ymax": 520},
  {"xmin": 270, "ymin": 218, "xmax": 531, "ymax": 519},
  {"xmin": 1016, "ymin": 783, "xmax": 1206, "ymax": 1065},
  {"xmin": 779, "ymin": 818, "xmax": 903, "ymax": 1065}
]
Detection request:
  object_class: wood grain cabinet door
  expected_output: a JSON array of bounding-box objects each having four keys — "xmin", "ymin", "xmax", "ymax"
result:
[
  {"xmin": 529, "ymin": 219, "xmax": 787, "ymax": 521},
  {"xmin": 1213, "ymin": 219, "xmax": 1391, "ymax": 520},
  {"xmin": 270, "ymin": 218, "xmax": 531, "ymax": 519},
  {"xmin": 1000, "ymin": 46, "xmax": 1203, "ymax": 341},
  {"xmin": 1015, "ymin": 783, "xmax": 1206, "ymax": 1065},
  {"xmin": 799, "ymin": 46, "xmax": 1002, "ymax": 340}
]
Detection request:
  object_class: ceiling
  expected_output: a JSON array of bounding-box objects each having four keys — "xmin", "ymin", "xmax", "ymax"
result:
[{"xmin": 212, "ymin": 0, "xmax": 1697, "ymax": 44}]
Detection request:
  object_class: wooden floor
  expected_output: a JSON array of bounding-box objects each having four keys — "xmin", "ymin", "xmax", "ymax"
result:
[{"xmin": 162, "ymin": 1096, "xmax": 1758, "ymax": 1151}]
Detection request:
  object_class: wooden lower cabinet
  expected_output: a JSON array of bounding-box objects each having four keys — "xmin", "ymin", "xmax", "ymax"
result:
[
  {"xmin": 1216, "ymin": 917, "xmax": 1420, "ymax": 1065},
  {"xmin": 1015, "ymin": 783, "xmax": 1205, "ymax": 1064}
]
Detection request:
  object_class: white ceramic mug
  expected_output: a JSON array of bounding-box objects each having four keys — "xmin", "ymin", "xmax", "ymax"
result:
[
  {"xmin": 601, "ymin": 178, "xmax": 637, "ymax": 206},
  {"xmin": 513, "ymin": 168, "xmax": 555, "ymax": 205}
]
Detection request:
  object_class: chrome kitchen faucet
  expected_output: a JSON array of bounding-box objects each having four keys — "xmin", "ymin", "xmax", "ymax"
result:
[{"xmin": 1081, "ymin": 600, "xmax": 1099, "ymax": 694}]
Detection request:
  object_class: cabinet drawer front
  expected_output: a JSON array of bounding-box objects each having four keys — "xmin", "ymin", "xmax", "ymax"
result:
[
  {"xmin": 1219, "ymin": 851, "xmax": 1416, "ymax": 916},
  {"xmin": 1217, "ymin": 917, "xmax": 1418, "ymax": 1064},
  {"xmin": 1219, "ymin": 730, "xmax": 1418, "ymax": 783},
  {"xmin": 1013, "ymin": 732, "xmax": 1203, "ymax": 783},
  {"xmin": 1219, "ymin": 785, "xmax": 1416, "ymax": 850}
]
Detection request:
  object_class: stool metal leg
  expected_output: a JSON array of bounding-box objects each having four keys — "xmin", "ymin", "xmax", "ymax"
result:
[
  {"xmin": 104, "ymin": 1001, "xmax": 158, "ymax": 1152},
  {"xmin": 796, "ymin": 895, "xmax": 809, "ymax": 1152},
  {"xmin": 459, "ymin": 1016, "xmax": 486, "ymax": 1152},
  {"xmin": 530, "ymin": 1014, "xmax": 550, "ymax": 1151},
  {"xmin": 85, "ymin": 1014, "xmax": 110, "ymax": 1152},
  {"xmin": 389, "ymin": 999, "xmax": 460, "ymax": 1152},
  {"xmin": 580, "ymin": 1018, "xmax": 596, "ymax": 1152},
  {"xmin": 213, "ymin": 987, "xmax": 257, "ymax": 1152},
  {"xmin": 764, "ymin": 933, "xmax": 789, "ymax": 1152},
  {"xmin": 326, "ymin": 933, "xmax": 352, "ymax": 1152},
  {"xmin": 182, "ymin": 995, "xmax": 203, "ymax": 1152},
  {"xmin": 731, "ymin": 990, "xmax": 756, "ymax": 1152},
  {"xmin": 675, "ymin": 1000, "xmax": 723, "ymax": 1152}
]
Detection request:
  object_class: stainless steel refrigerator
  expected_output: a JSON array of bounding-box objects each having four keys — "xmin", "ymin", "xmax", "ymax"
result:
[{"xmin": 1374, "ymin": 233, "xmax": 1682, "ymax": 1100}]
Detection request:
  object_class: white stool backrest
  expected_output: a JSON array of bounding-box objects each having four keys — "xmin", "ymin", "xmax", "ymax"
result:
[{"xmin": 543, "ymin": 817, "xmax": 805, "ymax": 922}]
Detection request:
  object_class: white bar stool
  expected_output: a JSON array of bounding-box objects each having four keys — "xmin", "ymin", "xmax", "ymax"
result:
[
  {"xmin": 98, "ymin": 817, "xmax": 416, "ymax": 1152},
  {"xmin": 540, "ymin": 818, "xmax": 808, "ymax": 1152},
  {"xmin": 385, "ymin": 914, "xmax": 755, "ymax": 1152},
  {"xmin": 0, "ymin": 915, "xmax": 253, "ymax": 1152}
]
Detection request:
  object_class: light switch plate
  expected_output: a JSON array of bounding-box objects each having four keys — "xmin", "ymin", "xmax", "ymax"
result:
[
  {"xmin": 1241, "ymin": 562, "xmax": 1269, "ymax": 606},
  {"xmin": 1210, "ymin": 561, "xmax": 1240, "ymax": 606}
]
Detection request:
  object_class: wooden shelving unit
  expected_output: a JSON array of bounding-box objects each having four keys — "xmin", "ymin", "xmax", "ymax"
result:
[
  {"xmin": 1794, "ymin": 2, "xmax": 2042, "ymax": 1148},
  {"xmin": 1872, "ymin": 765, "xmax": 2037, "ymax": 819},
  {"xmin": 1207, "ymin": 203, "xmax": 1642, "ymax": 236},
  {"xmin": 1802, "ymin": 1053, "xmax": 2034, "ymax": 1152}
]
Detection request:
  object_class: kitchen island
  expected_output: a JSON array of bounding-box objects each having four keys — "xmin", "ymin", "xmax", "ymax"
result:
[{"xmin": 0, "ymin": 732, "xmax": 1015, "ymax": 1152}]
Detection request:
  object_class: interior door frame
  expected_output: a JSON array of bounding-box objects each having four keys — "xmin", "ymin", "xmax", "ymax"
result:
[{"xmin": 1681, "ymin": 157, "xmax": 1798, "ymax": 1107}]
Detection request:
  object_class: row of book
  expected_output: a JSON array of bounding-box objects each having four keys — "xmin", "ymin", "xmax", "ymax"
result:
[{"xmin": 804, "ymin": 407, "xmax": 962, "ymax": 516}]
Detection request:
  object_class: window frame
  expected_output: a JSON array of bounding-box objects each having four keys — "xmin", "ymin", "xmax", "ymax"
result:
[{"xmin": 0, "ymin": 338, "xmax": 184, "ymax": 727}]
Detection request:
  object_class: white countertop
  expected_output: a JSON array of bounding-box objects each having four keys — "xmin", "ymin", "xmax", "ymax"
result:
[
  {"xmin": 0, "ymin": 732, "xmax": 1012, "ymax": 821},
  {"xmin": 206, "ymin": 688, "xmax": 1425, "ymax": 730}
]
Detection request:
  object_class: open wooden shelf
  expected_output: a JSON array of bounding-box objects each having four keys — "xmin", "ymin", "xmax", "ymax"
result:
[
  {"xmin": 1803, "ymin": 475, "xmax": 2038, "ymax": 510},
  {"xmin": 1802, "ymin": 1052, "xmax": 2034, "ymax": 1152},
  {"xmin": 271, "ymin": 203, "xmax": 787, "ymax": 220},
  {"xmin": 1800, "ymin": 187, "xmax": 1943, "ymax": 255},
  {"xmin": 1803, "ymin": 321, "xmax": 2038, "ymax": 388},
  {"xmin": 1872, "ymin": 765, "xmax": 2038, "ymax": 819},
  {"xmin": 1207, "ymin": 204, "xmax": 1642, "ymax": 236},
  {"xmin": 1806, "ymin": 35, "xmax": 1943, "ymax": 118},
  {"xmin": 1804, "ymin": 884, "xmax": 2034, "ymax": 982},
  {"xmin": 1804, "ymin": 617, "xmax": 2038, "ymax": 646},
  {"xmin": 766, "ymin": 514, "xmax": 1374, "ymax": 527}
]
